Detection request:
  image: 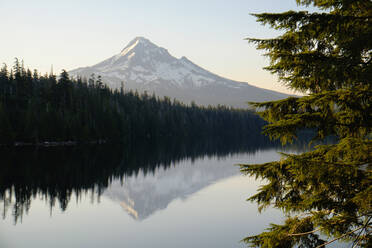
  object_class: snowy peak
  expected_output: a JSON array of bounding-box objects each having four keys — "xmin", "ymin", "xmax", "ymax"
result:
[
  {"xmin": 120, "ymin": 37, "xmax": 158, "ymax": 54},
  {"xmin": 120, "ymin": 38, "xmax": 140, "ymax": 55},
  {"xmin": 69, "ymin": 37, "xmax": 290, "ymax": 108},
  {"xmin": 118, "ymin": 36, "xmax": 171, "ymax": 60}
]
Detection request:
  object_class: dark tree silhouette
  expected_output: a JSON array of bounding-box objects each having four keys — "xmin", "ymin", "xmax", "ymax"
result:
[{"xmin": 0, "ymin": 61, "xmax": 266, "ymax": 145}]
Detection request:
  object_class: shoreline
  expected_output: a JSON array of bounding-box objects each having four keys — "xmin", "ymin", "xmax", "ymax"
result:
[{"xmin": 0, "ymin": 140, "xmax": 107, "ymax": 147}]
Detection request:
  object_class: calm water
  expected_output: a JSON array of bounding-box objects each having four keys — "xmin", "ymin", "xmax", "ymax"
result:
[{"xmin": 0, "ymin": 140, "xmax": 342, "ymax": 248}]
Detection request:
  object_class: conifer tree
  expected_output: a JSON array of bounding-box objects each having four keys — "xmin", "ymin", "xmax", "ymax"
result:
[{"xmin": 240, "ymin": 0, "xmax": 372, "ymax": 247}]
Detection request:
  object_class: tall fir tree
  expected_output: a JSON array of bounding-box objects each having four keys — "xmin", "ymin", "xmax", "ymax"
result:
[{"xmin": 240, "ymin": 0, "xmax": 371, "ymax": 247}]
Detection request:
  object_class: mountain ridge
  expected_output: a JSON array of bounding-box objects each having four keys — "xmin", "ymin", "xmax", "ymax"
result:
[{"xmin": 69, "ymin": 37, "xmax": 290, "ymax": 108}]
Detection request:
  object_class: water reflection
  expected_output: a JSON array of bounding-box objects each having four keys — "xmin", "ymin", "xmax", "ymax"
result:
[
  {"xmin": 0, "ymin": 136, "xmax": 283, "ymax": 224},
  {"xmin": 105, "ymin": 157, "xmax": 240, "ymax": 220}
]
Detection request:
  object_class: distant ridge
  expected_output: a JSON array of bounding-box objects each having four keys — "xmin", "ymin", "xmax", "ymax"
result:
[{"xmin": 69, "ymin": 37, "xmax": 290, "ymax": 108}]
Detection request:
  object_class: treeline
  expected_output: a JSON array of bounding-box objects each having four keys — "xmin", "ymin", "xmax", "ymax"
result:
[{"xmin": 0, "ymin": 60, "xmax": 265, "ymax": 144}]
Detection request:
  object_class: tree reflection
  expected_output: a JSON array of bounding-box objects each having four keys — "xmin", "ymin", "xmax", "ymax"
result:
[{"xmin": 0, "ymin": 135, "xmax": 283, "ymax": 224}]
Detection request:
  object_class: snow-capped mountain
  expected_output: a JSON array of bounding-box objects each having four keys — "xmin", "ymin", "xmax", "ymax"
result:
[
  {"xmin": 69, "ymin": 37, "xmax": 289, "ymax": 108},
  {"xmin": 103, "ymin": 147, "xmax": 282, "ymax": 221},
  {"xmin": 104, "ymin": 155, "xmax": 240, "ymax": 220}
]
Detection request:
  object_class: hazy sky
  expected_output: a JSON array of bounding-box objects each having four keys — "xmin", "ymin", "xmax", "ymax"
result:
[{"xmin": 1, "ymin": 0, "xmax": 315, "ymax": 94}]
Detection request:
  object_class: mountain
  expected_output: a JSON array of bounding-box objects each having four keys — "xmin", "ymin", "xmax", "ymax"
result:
[
  {"xmin": 69, "ymin": 37, "xmax": 290, "ymax": 108},
  {"xmin": 104, "ymin": 156, "xmax": 240, "ymax": 220}
]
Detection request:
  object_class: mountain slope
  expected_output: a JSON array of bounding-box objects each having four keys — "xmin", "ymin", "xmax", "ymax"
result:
[{"xmin": 69, "ymin": 37, "xmax": 290, "ymax": 108}]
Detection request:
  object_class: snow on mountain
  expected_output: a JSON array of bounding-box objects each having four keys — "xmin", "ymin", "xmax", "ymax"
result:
[{"xmin": 69, "ymin": 37, "xmax": 290, "ymax": 108}]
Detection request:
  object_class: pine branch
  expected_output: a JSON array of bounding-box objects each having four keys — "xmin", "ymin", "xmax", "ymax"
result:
[
  {"xmin": 287, "ymin": 227, "xmax": 322, "ymax": 236},
  {"xmin": 351, "ymin": 216, "xmax": 372, "ymax": 248},
  {"xmin": 315, "ymin": 226, "xmax": 364, "ymax": 248},
  {"xmin": 352, "ymin": 230, "xmax": 372, "ymax": 248}
]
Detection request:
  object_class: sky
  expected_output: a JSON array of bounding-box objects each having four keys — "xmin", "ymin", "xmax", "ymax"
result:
[{"xmin": 0, "ymin": 0, "xmax": 316, "ymax": 94}]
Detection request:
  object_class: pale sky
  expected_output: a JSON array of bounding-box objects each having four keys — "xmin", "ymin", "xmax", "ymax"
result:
[{"xmin": 0, "ymin": 0, "xmax": 316, "ymax": 94}]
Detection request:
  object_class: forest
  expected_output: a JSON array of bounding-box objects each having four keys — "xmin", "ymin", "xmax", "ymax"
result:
[{"xmin": 0, "ymin": 59, "xmax": 265, "ymax": 145}]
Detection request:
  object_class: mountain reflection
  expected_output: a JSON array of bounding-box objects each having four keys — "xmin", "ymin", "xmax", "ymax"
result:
[
  {"xmin": 105, "ymin": 158, "xmax": 239, "ymax": 220},
  {"xmin": 0, "ymin": 136, "xmax": 280, "ymax": 224}
]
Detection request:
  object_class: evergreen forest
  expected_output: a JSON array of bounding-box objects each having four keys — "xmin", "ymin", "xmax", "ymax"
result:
[{"xmin": 0, "ymin": 59, "xmax": 265, "ymax": 145}]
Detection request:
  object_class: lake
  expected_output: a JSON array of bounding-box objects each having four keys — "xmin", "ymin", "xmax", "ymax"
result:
[{"xmin": 0, "ymin": 140, "xmax": 343, "ymax": 248}]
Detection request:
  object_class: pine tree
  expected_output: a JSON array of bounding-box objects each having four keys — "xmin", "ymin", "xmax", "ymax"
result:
[{"xmin": 240, "ymin": 0, "xmax": 372, "ymax": 247}]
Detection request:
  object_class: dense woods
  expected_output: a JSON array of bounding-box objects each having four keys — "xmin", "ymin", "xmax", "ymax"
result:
[{"xmin": 0, "ymin": 59, "xmax": 265, "ymax": 145}]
